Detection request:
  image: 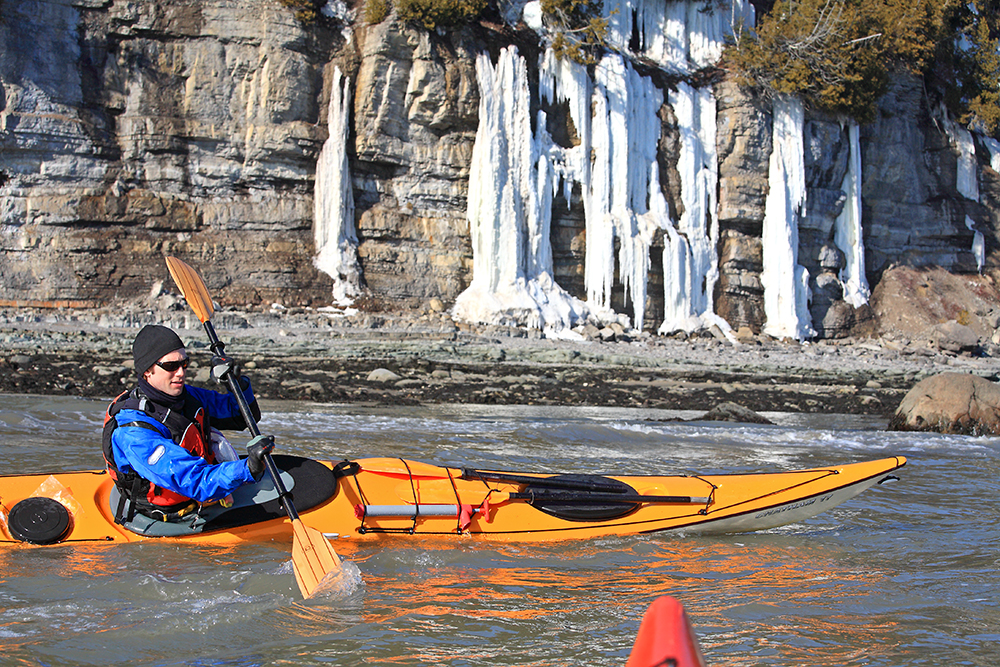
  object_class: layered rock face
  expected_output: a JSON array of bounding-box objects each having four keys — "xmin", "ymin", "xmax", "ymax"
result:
[
  {"xmin": 348, "ymin": 21, "xmax": 479, "ymax": 306},
  {"xmin": 2, "ymin": 0, "xmax": 999, "ymax": 342},
  {"xmin": 2, "ymin": 0, "xmax": 340, "ymax": 306},
  {"xmin": 714, "ymin": 75, "xmax": 1000, "ymax": 340}
]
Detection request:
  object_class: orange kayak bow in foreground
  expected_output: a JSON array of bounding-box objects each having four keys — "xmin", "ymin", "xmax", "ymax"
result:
[
  {"xmin": 627, "ymin": 596, "xmax": 707, "ymax": 667},
  {"xmin": 0, "ymin": 455, "xmax": 905, "ymax": 546}
]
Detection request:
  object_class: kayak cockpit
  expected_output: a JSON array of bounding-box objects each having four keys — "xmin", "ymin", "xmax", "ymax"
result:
[{"xmin": 110, "ymin": 455, "xmax": 339, "ymax": 539}]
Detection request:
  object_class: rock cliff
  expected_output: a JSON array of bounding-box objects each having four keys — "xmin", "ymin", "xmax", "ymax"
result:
[{"xmin": 2, "ymin": 0, "xmax": 999, "ymax": 345}]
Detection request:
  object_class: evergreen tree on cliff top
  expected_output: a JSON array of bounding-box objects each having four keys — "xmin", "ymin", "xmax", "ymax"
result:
[{"xmin": 726, "ymin": 0, "xmax": 1000, "ymax": 136}]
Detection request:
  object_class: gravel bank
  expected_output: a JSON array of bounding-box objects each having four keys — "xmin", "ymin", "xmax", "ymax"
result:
[{"xmin": 3, "ymin": 306, "xmax": 997, "ymax": 419}]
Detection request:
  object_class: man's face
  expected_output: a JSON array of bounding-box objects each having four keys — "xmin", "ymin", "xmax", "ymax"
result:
[{"xmin": 143, "ymin": 349, "xmax": 189, "ymax": 397}]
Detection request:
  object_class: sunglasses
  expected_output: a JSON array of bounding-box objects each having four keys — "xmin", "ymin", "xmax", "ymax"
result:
[{"xmin": 156, "ymin": 358, "xmax": 190, "ymax": 373}]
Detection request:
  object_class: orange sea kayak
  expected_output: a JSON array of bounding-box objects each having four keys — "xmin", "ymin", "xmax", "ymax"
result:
[{"xmin": 0, "ymin": 455, "xmax": 905, "ymax": 546}]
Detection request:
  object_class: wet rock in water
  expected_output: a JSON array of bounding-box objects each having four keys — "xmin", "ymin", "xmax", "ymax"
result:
[
  {"xmin": 699, "ymin": 402, "xmax": 774, "ymax": 425},
  {"xmin": 888, "ymin": 372, "xmax": 1000, "ymax": 435}
]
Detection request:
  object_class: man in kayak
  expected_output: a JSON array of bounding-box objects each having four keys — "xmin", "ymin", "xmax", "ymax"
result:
[{"xmin": 102, "ymin": 324, "xmax": 274, "ymax": 525}]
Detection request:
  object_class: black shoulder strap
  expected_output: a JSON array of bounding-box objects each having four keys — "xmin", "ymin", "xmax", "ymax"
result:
[{"xmin": 123, "ymin": 389, "xmax": 204, "ymax": 440}]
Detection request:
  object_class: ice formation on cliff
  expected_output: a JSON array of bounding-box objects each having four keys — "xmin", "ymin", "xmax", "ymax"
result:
[
  {"xmin": 587, "ymin": 53, "xmax": 664, "ymax": 329},
  {"xmin": 451, "ymin": 47, "xmax": 588, "ymax": 333},
  {"xmin": 985, "ymin": 136, "xmax": 1000, "ymax": 270},
  {"xmin": 968, "ymin": 215, "xmax": 985, "ymax": 272},
  {"xmin": 950, "ymin": 119, "xmax": 980, "ymax": 202},
  {"xmin": 661, "ymin": 81, "xmax": 723, "ymax": 334},
  {"xmin": 313, "ymin": 67, "xmax": 360, "ymax": 305},
  {"xmin": 835, "ymin": 121, "xmax": 870, "ymax": 308},
  {"xmin": 761, "ymin": 96, "xmax": 815, "ymax": 340},
  {"xmin": 944, "ymin": 112, "xmax": 986, "ymax": 272},
  {"xmin": 455, "ymin": 0, "xmax": 751, "ymax": 335},
  {"xmin": 603, "ymin": 0, "xmax": 754, "ymax": 73},
  {"xmin": 985, "ymin": 137, "xmax": 1000, "ymax": 173}
]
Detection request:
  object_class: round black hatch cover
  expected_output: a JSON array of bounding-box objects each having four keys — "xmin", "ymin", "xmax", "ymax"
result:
[{"xmin": 8, "ymin": 497, "xmax": 71, "ymax": 545}]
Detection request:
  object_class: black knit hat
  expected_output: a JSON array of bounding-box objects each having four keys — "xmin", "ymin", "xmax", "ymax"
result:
[{"xmin": 132, "ymin": 325, "xmax": 185, "ymax": 375}]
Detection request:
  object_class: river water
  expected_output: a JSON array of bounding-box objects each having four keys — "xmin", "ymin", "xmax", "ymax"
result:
[{"xmin": 0, "ymin": 394, "xmax": 997, "ymax": 666}]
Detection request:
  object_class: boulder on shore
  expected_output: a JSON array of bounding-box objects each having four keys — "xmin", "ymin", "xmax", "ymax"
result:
[
  {"xmin": 929, "ymin": 321, "xmax": 980, "ymax": 355},
  {"xmin": 888, "ymin": 372, "xmax": 1000, "ymax": 435}
]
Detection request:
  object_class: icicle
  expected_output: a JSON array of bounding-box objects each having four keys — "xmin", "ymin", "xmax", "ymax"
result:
[
  {"xmin": 942, "ymin": 110, "xmax": 986, "ymax": 274},
  {"xmin": 656, "ymin": 83, "xmax": 722, "ymax": 335},
  {"xmin": 984, "ymin": 136, "xmax": 1000, "ymax": 174},
  {"xmin": 834, "ymin": 120, "xmax": 869, "ymax": 308},
  {"xmin": 955, "ymin": 125, "xmax": 979, "ymax": 202},
  {"xmin": 313, "ymin": 67, "xmax": 360, "ymax": 305},
  {"xmin": 585, "ymin": 59, "xmax": 617, "ymax": 318},
  {"xmin": 762, "ymin": 96, "xmax": 815, "ymax": 341},
  {"xmin": 942, "ymin": 112, "xmax": 980, "ymax": 201},
  {"xmin": 584, "ymin": 54, "xmax": 665, "ymax": 330},
  {"xmin": 967, "ymin": 215, "xmax": 985, "ymax": 272},
  {"xmin": 602, "ymin": 0, "xmax": 754, "ymax": 74},
  {"xmin": 538, "ymin": 49, "xmax": 592, "ymax": 225}
]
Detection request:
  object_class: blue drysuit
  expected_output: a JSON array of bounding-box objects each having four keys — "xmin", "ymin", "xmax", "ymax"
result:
[{"xmin": 109, "ymin": 383, "xmax": 258, "ymax": 503}]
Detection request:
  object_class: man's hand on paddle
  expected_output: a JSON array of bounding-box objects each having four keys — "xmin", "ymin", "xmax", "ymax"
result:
[
  {"xmin": 211, "ymin": 353, "xmax": 242, "ymax": 385},
  {"xmin": 246, "ymin": 434, "xmax": 275, "ymax": 482}
]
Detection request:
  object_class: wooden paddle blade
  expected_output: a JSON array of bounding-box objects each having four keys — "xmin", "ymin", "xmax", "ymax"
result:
[
  {"xmin": 165, "ymin": 256, "xmax": 215, "ymax": 323},
  {"xmin": 291, "ymin": 519, "xmax": 343, "ymax": 598}
]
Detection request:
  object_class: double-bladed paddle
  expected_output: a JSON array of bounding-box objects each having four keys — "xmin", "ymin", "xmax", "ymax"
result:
[{"xmin": 164, "ymin": 256, "xmax": 342, "ymax": 598}]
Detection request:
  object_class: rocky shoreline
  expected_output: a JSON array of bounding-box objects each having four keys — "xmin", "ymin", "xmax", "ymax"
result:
[{"xmin": 3, "ymin": 304, "xmax": 998, "ymax": 422}]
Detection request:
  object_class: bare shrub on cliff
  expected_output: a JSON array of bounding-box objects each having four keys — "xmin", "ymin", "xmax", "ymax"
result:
[
  {"xmin": 365, "ymin": 0, "xmax": 392, "ymax": 23},
  {"xmin": 541, "ymin": 0, "xmax": 610, "ymax": 65}
]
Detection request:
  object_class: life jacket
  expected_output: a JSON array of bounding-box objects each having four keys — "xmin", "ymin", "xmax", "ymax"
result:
[{"xmin": 102, "ymin": 388, "xmax": 218, "ymax": 523}]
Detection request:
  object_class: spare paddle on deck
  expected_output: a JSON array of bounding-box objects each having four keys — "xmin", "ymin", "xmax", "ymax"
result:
[
  {"xmin": 505, "ymin": 491, "xmax": 712, "ymax": 504},
  {"xmin": 461, "ymin": 468, "xmax": 629, "ymax": 493},
  {"xmin": 355, "ymin": 490, "xmax": 712, "ymax": 519},
  {"xmin": 165, "ymin": 256, "xmax": 343, "ymax": 598}
]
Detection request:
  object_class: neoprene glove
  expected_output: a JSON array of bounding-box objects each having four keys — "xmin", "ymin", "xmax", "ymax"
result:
[
  {"xmin": 210, "ymin": 353, "xmax": 241, "ymax": 385},
  {"xmin": 246, "ymin": 434, "xmax": 275, "ymax": 482}
]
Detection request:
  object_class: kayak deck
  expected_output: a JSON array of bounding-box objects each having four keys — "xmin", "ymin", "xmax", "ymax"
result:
[
  {"xmin": 0, "ymin": 456, "xmax": 906, "ymax": 546},
  {"xmin": 332, "ymin": 456, "xmax": 906, "ymax": 541}
]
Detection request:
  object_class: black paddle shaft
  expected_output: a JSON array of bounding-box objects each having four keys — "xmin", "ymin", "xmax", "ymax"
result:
[
  {"xmin": 509, "ymin": 491, "xmax": 710, "ymax": 505},
  {"xmin": 202, "ymin": 320, "xmax": 300, "ymax": 522},
  {"xmin": 461, "ymin": 469, "xmax": 629, "ymax": 493}
]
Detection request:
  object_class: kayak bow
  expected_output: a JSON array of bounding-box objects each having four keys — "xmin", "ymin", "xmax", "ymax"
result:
[{"xmin": 627, "ymin": 596, "xmax": 707, "ymax": 667}]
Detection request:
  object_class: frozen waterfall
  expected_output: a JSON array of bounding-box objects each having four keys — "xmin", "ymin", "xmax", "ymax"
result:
[
  {"xmin": 451, "ymin": 47, "xmax": 588, "ymax": 334},
  {"xmin": 985, "ymin": 137, "xmax": 1000, "ymax": 269},
  {"xmin": 603, "ymin": 0, "xmax": 755, "ymax": 73},
  {"xmin": 834, "ymin": 121, "xmax": 870, "ymax": 308},
  {"xmin": 587, "ymin": 53, "xmax": 664, "ymax": 329},
  {"xmin": 660, "ymin": 82, "xmax": 723, "ymax": 335},
  {"xmin": 944, "ymin": 111, "xmax": 986, "ymax": 272},
  {"xmin": 313, "ymin": 67, "xmax": 360, "ymax": 305},
  {"xmin": 456, "ymin": 0, "xmax": 751, "ymax": 335},
  {"xmin": 968, "ymin": 215, "xmax": 985, "ymax": 272},
  {"xmin": 985, "ymin": 137, "xmax": 1000, "ymax": 173},
  {"xmin": 761, "ymin": 96, "xmax": 815, "ymax": 341},
  {"xmin": 947, "ymin": 118, "xmax": 980, "ymax": 202}
]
